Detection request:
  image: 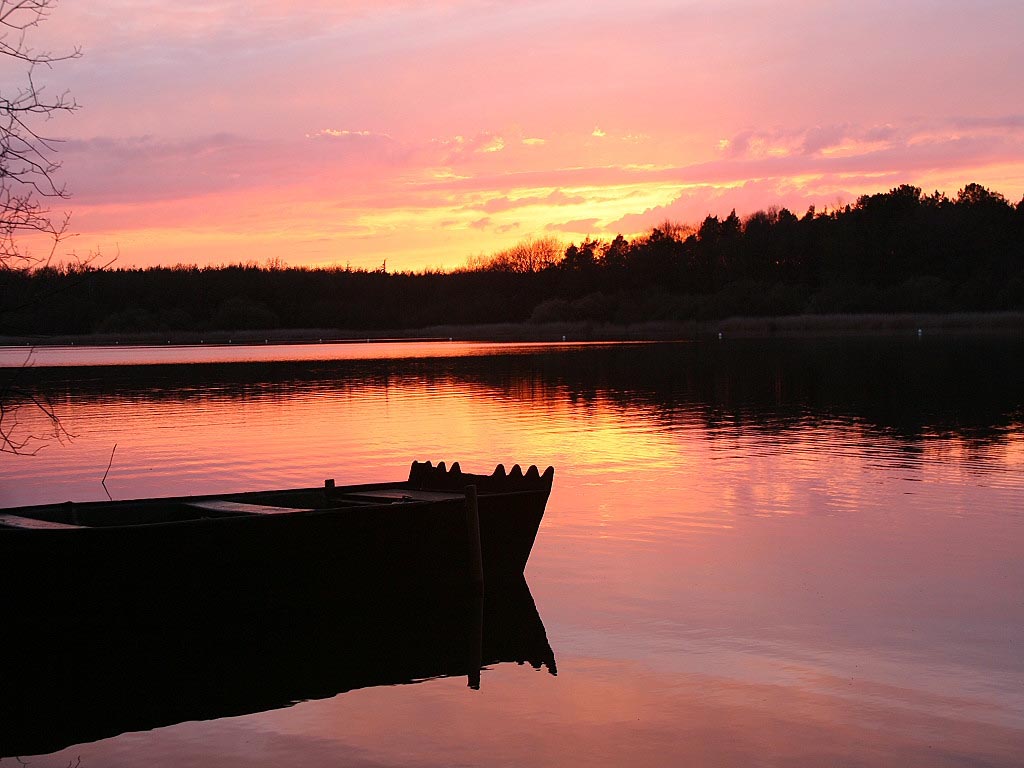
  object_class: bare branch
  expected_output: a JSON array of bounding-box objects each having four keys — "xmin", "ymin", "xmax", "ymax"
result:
[
  {"xmin": 1, "ymin": 0, "xmax": 84, "ymax": 454},
  {"xmin": 1, "ymin": 0, "xmax": 80, "ymax": 273},
  {"xmin": 0, "ymin": 348, "xmax": 76, "ymax": 454}
]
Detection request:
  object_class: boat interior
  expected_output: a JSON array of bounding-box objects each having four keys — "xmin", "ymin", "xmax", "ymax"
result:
[{"xmin": 0, "ymin": 483, "xmax": 467, "ymax": 529}]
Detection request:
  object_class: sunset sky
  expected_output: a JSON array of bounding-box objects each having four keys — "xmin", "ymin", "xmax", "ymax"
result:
[{"xmin": 20, "ymin": 0, "xmax": 1024, "ymax": 271}]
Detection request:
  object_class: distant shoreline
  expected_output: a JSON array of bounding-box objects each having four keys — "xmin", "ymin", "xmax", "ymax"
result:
[{"xmin": 2, "ymin": 312, "xmax": 1022, "ymax": 348}]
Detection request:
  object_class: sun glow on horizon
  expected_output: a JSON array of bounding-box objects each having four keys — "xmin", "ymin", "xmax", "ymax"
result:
[{"xmin": 17, "ymin": 0, "xmax": 1024, "ymax": 270}]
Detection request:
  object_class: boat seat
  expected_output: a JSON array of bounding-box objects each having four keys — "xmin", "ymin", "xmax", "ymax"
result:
[
  {"xmin": 185, "ymin": 500, "xmax": 314, "ymax": 516},
  {"xmin": 0, "ymin": 513, "xmax": 81, "ymax": 530}
]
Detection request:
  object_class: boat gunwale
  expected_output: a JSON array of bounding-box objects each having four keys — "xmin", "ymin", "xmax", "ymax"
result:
[{"xmin": 0, "ymin": 482, "xmax": 551, "ymax": 533}]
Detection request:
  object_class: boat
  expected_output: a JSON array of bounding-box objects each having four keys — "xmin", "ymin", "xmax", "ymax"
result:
[{"xmin": 0, "ymin": 460, "xmax": 554, "ymax": 615}]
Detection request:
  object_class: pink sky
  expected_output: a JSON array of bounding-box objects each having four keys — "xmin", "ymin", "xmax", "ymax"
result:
[{"xmin": 18, "ymin": 0, "xmax": 1024, "ymax": 271}]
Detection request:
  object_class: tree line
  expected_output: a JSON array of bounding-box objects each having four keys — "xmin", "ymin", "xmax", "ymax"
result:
[{"xmin": 2, "ymin": 183, "xmax": 1023, "ymax": 337}]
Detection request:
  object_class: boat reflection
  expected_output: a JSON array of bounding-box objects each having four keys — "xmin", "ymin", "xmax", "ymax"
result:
[{"xmin": 0, "ymin": 576, "xmax": 555, "ymax": 758}]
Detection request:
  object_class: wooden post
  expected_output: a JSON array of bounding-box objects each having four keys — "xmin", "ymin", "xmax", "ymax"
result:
[
  {"xmin": 467, "ymin": 596, "xmax": 483, "ymax": 689},
  {"xmin": 464, "ymin": 484, "xmax": 485, "ymax": 597}
]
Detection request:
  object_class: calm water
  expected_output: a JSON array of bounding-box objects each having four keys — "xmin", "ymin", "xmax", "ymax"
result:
[{"xmin": 2, "ymin": 338, "xmax": 1023, "ymax": 766}]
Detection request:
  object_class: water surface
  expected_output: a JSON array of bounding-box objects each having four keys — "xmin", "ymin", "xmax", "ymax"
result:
[{"xmin": 2, "ymin": 338, "xmax": 1022, "ymax": 766}]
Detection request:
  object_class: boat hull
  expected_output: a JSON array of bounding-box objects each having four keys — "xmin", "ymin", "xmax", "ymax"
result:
[{"xmin": 0, "ymin": 462, "xmax": 554, "ymax": 616}]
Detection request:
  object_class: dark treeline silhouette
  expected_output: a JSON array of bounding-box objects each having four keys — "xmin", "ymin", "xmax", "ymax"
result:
[{"xmin": 2, "ymin": 183, "xmax": 1023, "ymax": 336}]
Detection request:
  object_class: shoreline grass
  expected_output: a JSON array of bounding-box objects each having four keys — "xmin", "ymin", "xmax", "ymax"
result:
[{"xmin": 1, "ymin": 311, "xmax": 1021, "ymax": 348}]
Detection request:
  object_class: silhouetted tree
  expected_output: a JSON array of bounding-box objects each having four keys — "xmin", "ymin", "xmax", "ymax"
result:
[
  {"xmin": 561, "ymin": 237, "xmax": 601, "ymax": 272},
  {"xmin": 2, "ymin": 181, "xmax": 1021, "ymax": 351},
  {"xmin": 468, "ymin": 236, "xmax": 562, "ymax": 273},
  {"xmin": 1, "ymin": 0, "xmax": 80, "ymax": 454},
  {"xmin": 955, "ymin": 182, "xmax": 1009, "ymax": 208},
  {"xmin": 601, "ymin": 234, "xmax": 630, "ymax": 271},
  {"xmin": 1, "ymin": 0, "xmax": 80, "ymax": 273}
]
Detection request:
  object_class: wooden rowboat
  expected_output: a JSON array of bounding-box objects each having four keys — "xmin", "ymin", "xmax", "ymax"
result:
[{"xmin": 0, "ymin": 460, "xmax": 554, "ymax": 614}]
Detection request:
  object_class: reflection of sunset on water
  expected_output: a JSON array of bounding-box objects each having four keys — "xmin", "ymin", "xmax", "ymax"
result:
[{"xmin": 4, "ymin": 340, "xmax": 1023, "ymax": 766}]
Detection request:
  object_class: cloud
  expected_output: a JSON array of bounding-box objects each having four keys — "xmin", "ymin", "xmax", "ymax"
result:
[
  {"xmin": 480, "ymin": 136, "xmax": 506, "ymax": 153},
  {"xmin": 712, "ymin": 118, "xmax": 1024, "ymax": 167},
  {"xmin": 950, "ymin": 115, "xmax": 1024, "ymax": 131},
  {"xmin": 59, "ymin": 130, "xmax": 405, "ymax": 205},
  {"xmin": 546, "ymin": 217, "xmax": 601, "ymax": 234},
  {"xmin": 50, "ymin": 114, "xmax": 1024, "ymax": 270},
  {"xmin": 608, "ymin": 131, "xmax": 1024, "ymax": 233},
  {"xmin": 608, "ymin": 181, "xmax": 834, "ymax": 234},
  {"xmin": 306, "ymin": 128, "xmax": 382, "ymax": 139},
  {"xmin": 430, "ymin": 132, "xmax": 513, "ymax": 163},
  {"xmin": 479, "ymin": 189, "xmax": 587, "ymax": 214},
  {"xmin": 55, "ymin": 0, "xmax": 510, "ymax": 50},
  {"xmin": 414, "ymin": 120, "xmax": 1024, "ymax": 196},
  {"xmin": 84, "ymin": 116, "xmax": 1007, "ymax": 218}
]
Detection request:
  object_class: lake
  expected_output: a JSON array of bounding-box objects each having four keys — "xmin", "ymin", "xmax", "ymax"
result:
[{"xmin": 2, "ymin": 337, "xmax": 1023, "ymax": 766}]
